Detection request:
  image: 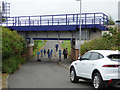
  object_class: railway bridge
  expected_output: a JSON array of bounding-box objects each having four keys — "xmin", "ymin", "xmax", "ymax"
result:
[{"xmin": 3, "ymin": 12, "xmax": 110, "ymax": 60}]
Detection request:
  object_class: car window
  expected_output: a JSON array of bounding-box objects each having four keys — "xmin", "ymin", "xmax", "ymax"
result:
[
  {"xmin": 99, "ymin": 54, "xmax": 104, "ymax": 59},
  {"xmin": 108, "ymin": 54, "xmax": 120, "ymax": 61},
  {"xmin": 82, "ymin": 52, "xmax": 92, "ymax": 60},
  {"xmin": 89, "ymin": 52, "xmax": 99, "ymax": 60}
]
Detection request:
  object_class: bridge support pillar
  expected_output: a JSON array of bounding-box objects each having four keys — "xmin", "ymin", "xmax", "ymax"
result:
[
  {"xmin": 71, "ymin": 39, "xmax": 79, "ymax": 60},
  {"xmin": 26, "ymin": 38, "xmax": 34, "ymax": 58}
]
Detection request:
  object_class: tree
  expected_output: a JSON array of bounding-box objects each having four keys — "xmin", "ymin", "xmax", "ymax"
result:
[
  {"xmin": 104, "ymin": 16, "xmax": 115, "ymax": 25},
  {"xmin": 81, "ymin": 27, "xmax": 120, "ymax": 55}
]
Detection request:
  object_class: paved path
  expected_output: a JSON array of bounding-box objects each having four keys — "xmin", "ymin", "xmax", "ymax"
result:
[{"xmin": 8, "ymin": 40, "xmax": 93, "ymax": 88}]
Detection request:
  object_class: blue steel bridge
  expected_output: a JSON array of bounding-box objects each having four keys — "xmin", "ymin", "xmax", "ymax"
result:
[
  {"xmin": 4, "ymin": 13, "xmax": 110, "ymax": 31},
  {"xmin": 3, "ymin": 12, "xmax": 111, "ymax": 59}
]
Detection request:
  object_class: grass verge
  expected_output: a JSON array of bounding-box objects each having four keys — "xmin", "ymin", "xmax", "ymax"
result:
[
  {"xmin": 33, "ymin": 40, "xmax": 46, "ymax": 55},
  {"xmin": 60, "ymin": 40, "xmax": 71, "ymax": 55}
]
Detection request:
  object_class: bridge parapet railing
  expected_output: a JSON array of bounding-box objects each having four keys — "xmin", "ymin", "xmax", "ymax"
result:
[{"xmin": 2, "ymin": 13, "xmax": 110, "ymax": 27}]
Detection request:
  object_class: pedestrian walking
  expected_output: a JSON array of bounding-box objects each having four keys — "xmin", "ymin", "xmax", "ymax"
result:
[
  {"xmin": 47, "ymin": 49, "xmax": 50, "ymax": 58},
  {"xmin": 59, "ymin": 49, "xmax": 62, "ymax": 61},
  {"xmin": 49, "ymin": 51, "xmax": 52, "ymax": 60},
  {"xmin": 65, "ymin": 48, "xmax": 68, "ymax": 59},
  {"xmin": 55, "ymin": 43, "xmax": 59, "ymax": 52},
  {"xmin": 41, "ymin": 49, "xmax": 43, "ymax": 57},
  {"xmin": 51, "ymin": 49, "xmax": 53, "ymax": 57},
  {"xmin": 37, "ymin": 52, "xmax": 41, "ymax": 61},
  {"xmin": 63, "ymin": 49, "xmax": 66, "ymax": 59},
  {"xmin": 44, "ymin": 49, "xmax": 46, "ymax": 55}
]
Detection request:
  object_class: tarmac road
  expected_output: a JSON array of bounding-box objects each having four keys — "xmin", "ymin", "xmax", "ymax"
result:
[
  {"xmin": 8, "ymin": 40, "xmax": 120, "ymax": 89},
  {"xmin": 8, "ymin": 40, "xmax": 93, "ymax": 88}
]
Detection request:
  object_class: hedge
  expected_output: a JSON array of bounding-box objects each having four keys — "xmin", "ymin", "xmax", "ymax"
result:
[
  {"xmin": 81, "ymin": 27, "xmax": 120, "ymax": 55},
  {"xmin": 2, "ymin": 27, "xmax": 26, "ymax": 60},
  {"xmin": 2, "ymin": 27, "xmax": 27, "ymax": 74},
  {"xmin": 2, "ymin": 55, "xmax": 26, "ymax": 74}
]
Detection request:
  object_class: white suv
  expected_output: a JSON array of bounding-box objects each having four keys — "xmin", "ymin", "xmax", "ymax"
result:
[{"xmin": 70, "ymin": 50, "xmax": 120, "ymax": 89}]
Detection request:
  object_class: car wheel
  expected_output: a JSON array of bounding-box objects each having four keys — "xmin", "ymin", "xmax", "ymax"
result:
[
  {"xmin": 70, "ymin": 68, "xmax": 79, "ymax": 83},
  {"xmin": 93, "ymin": 73, "xmax": 104, "ymax": 89}
]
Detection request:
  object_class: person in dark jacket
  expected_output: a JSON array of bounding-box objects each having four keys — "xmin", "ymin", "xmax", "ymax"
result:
[
  {"xmin": 55, "ymin": 43, "xmax": 59, "ymax": 52},
  {"xmin": 65, "ymin": 48, "xmax": 68, "ymax": 59},
  {"xmin": 44, "ymin": 49, "xmax": 46, "ymax": 55},
  {"xmin": 63, "ymin": 49, "xmax": 66, "ymax": 59},
  {"xmin": 47, "ymin": 49, "xmax": 50, "ymax": 58}
]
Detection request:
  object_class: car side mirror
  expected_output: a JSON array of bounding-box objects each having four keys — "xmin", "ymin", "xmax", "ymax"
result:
[{"xmin": 78, "ymin": 57, "xmax": 82, "ymax": 61}]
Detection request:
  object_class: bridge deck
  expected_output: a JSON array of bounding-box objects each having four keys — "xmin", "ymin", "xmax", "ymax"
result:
[{"xmin": 3, "ymin": 13, "xmax": 110, "ymax": 31}]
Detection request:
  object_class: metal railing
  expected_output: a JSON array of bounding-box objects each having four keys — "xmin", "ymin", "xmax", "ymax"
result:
[{"xmin": 2, "ymin": 13, "xmax": 110, "ymax": 26}]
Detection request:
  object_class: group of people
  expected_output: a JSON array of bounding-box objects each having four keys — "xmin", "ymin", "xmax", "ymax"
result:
[
  {"xmin": 38, "ymin": 43, "xmax": 68, "ymax": 61},
  {"xmin": 40, "ymin": 49, "xmax": 53, "ymax": 59},
  {"xmin": 63, "ymin": 48, "xmax": 68, "ymax": 59}
]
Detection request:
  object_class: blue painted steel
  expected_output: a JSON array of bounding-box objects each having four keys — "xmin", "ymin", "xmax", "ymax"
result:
[
  {"xmin": 3, "ymin": 13, "xmax": 110, "ymax": 31},
  {"xmin": 32, "ymin": 38, "xmax": 72, "ymax": 40},
  {"xmin": 8, "ymin": 24, "xmax": 106, "ymax": 31}
]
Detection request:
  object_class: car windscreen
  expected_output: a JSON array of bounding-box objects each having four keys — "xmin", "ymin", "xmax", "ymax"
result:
[{"xmin": 107, "ymin": 54, "xmax": 120, "ymax": 61}]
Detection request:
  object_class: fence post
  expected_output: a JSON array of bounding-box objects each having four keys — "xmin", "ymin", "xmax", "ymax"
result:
[
  {"xmin": 103, "ymin": 14, "xmax": 104, "ymax": 25},
  {"xmin": 29, "ymin": 16, "xmax": 31, "ymax": 26},
  {"xmin": 58, "ymin": 20, "xmax": 59, "ymax": 25},
  {"xmin": 73, "ymin": 14, "xmax": 75, "ymax": 22},
  {"xmin": 33, "ymin": 21, "xmax": 34, "ymax": 26},
  {"xmin": 85, "ymin": 14, "xmax": 86, "ymax": 25},
  {"xmin": 15, "ymin": 17, "xmax": 17, "ymax": 26},
  {"xmin": 18, "ymin": 17, "xmax": 20, "ymax": 26},
  {"xmin": 52, "ymin": 16, "xmax": 54, "ymax": 25},
  {"xmin": 94, "ymin": 13, "xmax": 95, "ymax": 25},
  {"xmin": 76, "ymin": 14, "xmax": 78, "ymax": 25},
  {"xmin": 40, "ymin": 16, "xmax": 41, "ymax": 25},
  {"xmin": 66, "ymin": 15, "xmax": 67, "ymax": 25},
  {"xmin": 48, "ymin": 20, "xmax": 49, "ymax": 25},
  {"xmin": 37, "ymin": 20, "xmax": 39, "ymax": 25}
]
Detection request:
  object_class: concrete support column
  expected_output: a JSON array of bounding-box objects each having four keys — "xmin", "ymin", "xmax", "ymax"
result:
[
  {"xmin": 71, "ymin": 39, "xmax": 79, "ymax": 60},
  {"xmin": 26, "ymin": 38, "xmax": 34, "ymax": 58}
]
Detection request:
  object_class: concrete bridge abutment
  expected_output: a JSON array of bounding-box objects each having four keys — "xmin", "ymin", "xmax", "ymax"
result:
[{"xmin": 26, "ymin": 38, "xmax": 34, "ymax": 58}]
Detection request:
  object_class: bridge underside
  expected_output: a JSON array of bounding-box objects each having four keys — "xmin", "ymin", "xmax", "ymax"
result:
[
  {"xmin": 8, "ymin": 24, "xmax": 107, "ymax": 31},
  {"xmin": 17, "ymin": 28, "xmax": 101, "ymax": 41}
]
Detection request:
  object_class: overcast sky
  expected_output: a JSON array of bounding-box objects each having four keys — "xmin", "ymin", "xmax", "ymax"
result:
[{"xmin": 2, "ymin": 0, "xmax": 120, "ymax": 20}]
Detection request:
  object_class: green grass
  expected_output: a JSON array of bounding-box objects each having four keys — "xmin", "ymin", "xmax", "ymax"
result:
[
  {"xmin": 2, "ymin": 73, "xmax": 8, "ymax": 88},
  {"xmin": 61, "ymin": 40, "xmax": 71, "ymax": 55},
  {"xmin": 33, "ymin": 40, "xmax": 46, "ymax": 55}
]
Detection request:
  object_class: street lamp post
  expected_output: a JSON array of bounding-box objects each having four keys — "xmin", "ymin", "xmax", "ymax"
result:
[{"xmin": 76, "ymin": 0, "xmax": 82, "ymax": 57}]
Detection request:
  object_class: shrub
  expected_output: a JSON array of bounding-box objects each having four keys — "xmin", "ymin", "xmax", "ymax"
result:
[
  {"xmin": 2, "ymin": 27, "xmax": 26, "ymax": 74},
  {"xmin": 81, "ymin": 27, "xmax": 119, "ymax": 55},
  {"xmin": 2, "ymin": 27, "xmax": 26, "ymax": 60},
  {"xmin": 2, "ymin": 55, "xmax": 26, "ymax": 74}
]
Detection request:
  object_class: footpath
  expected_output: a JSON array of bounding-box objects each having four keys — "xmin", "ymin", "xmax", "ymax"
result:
[{"xmin": 38, "ymin": 40, "xmax": 72, "ymax": 69}]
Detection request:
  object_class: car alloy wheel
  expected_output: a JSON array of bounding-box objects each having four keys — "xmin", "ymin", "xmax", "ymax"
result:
[
  {"xmin": 93, "ymin": 73, "xmax": 104, "ymax": 89},
  {"xmin": 93, "ymin": 75, "xmax": 100, "ymax": 89},
  {"xmin": 70, "ymin": 70, "xmax": 75, "ymax": 81},
  {"xmin": 70, "ymin": 68, "xmax": 79, "ymax": 83}
]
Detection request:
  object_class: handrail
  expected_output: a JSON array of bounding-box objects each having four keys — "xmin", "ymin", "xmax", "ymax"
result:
[{"xmin": 2, "ymin": 13, "xmax": 110, "ymax": 27}]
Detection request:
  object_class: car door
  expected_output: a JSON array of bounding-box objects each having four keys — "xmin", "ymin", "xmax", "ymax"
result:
[
  {"xmin": 77, "ymin": 52, "xmax": 92, "ymax": 77},
  {"xmin": 82, "ymin": 52, "xmax": 100, "ymax": 79}
]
